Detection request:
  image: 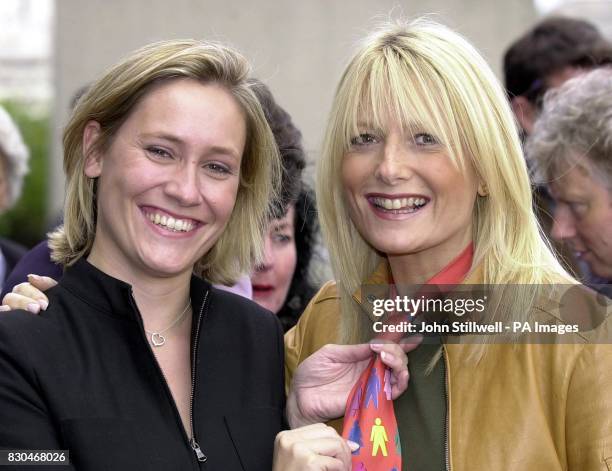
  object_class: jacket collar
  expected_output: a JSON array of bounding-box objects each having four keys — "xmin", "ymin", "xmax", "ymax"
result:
[
  {"xmin": 60, "ymin": 258, "xmax": 211, "ymax": 321},
  {"xmin": 351, "ymin": 260, "xmax": 393, "ymax": 305}
]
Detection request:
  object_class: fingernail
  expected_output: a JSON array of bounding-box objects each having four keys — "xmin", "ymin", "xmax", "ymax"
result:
[
  {"xmin": 0, "ymin": 305, "xmax": 10, "ymax": 311},
  {"xmin": 347, "ymin": 440, "xmax": 360, "ymax": 451},
  {"xmin": 27, "ymin": 274, "xmax": 40, "ymax": 281},
  {"xmin": 38, "ymin": 299, "xmax": 48, "ymax": 310},
  {"xmin": 27, "ymin": 303, "xmax": 40, "ymax": 314},
  {"xmin": 370, "ymin": 343, "xmax": 383, "ymax": 351}
]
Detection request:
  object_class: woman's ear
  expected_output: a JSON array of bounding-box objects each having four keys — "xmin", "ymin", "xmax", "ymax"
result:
[{"xmin": 83, "ymin": 121, "xmax": 103, "ymax": 178}]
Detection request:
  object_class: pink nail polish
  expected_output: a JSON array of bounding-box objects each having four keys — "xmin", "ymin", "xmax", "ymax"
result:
[{"xmin": 27, "ymin": 303, "xmax": 40, "ymax": 314}]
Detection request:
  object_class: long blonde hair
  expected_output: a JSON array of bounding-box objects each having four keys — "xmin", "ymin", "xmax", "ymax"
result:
[
  {"xmin": 316, "ymin": 19, "xmax": 573, "ymax": 344},
  {"xmin": 50, "ymin": 39, "xmax": 281, "ymax": 284}
]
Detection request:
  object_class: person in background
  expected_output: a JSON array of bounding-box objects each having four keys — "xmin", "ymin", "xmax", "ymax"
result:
[
  {"xmin": 504, "ymin": 16, "xmax": 612, "ymax": 137},
  {"xmin": 527, "ymin": 67, "xmax": 612, "ymax": 295},
  {"xmin": 249, "ymin": 80, "xmax": 320, "ymax": 331},
  {"xmin": 256, "ymin": 187, "xmax": 319, "ymax": 331},
  {"xmin": 1, "ymin": 86, "xmax": 85, "ymax": 297},
  {"xmin": 503, "ymin": 16, "xmax": 612, "ymax": 277},
  {"xmin": 0, "ymin": 106, "xmax": 29, "ymax": 287}
]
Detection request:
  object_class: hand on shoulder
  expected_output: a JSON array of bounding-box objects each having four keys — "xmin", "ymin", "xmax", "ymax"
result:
[{"xmin": 1, "ymin": 274, "xmax": 56, "ymax": 313}]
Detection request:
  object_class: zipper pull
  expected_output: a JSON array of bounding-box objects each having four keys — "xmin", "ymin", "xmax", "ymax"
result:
[{"xmin": 190, "ymin": 438, "xmax": 207, "ymax": 462}]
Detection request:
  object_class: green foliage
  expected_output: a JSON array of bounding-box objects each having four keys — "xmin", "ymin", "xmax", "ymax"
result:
[{"xmin": 0, "ymin": 101, "xmax": 50, "ymax": 248}]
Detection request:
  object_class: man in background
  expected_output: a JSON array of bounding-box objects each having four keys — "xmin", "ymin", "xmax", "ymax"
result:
[
  {"xmin": 503, "ymin": 16, "xmax": 612, "ymax": 277},
  {"xmin": 527, "ymin": 68, "xmax": 612, "ymax": 296},
  {"xmin": 504, "ymin": 16, "xmax": 612, "ymax": 137}
]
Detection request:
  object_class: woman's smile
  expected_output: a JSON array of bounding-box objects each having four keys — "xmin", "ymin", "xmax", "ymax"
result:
[
  {"xmin": 366, "ymin": 193, "xmax": 430, "ymax": 219},
  {"xmin": 140, "ymin": 206, "xmax": 202, "ymax": 236}
]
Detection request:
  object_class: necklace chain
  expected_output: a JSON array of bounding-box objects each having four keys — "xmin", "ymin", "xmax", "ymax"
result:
[{"xmin": 145, "ymin": 301, "xmax": 191, "ymax": 347}]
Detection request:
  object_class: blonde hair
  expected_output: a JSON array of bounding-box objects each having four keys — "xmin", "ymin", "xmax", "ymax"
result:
[
  {"xmin": 316, "ymin": 19, "xmax": 573, "ymax": 345},
  {"xmin": 49, "ymin": 39, "xmax": 281, "ymax": 284}
]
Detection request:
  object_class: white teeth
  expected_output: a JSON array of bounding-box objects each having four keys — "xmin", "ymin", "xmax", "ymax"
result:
[
  {"xmin": 145, "ymin": 211, "xmax": 195, "ymax": 232},
  {"xmin": 372, "ymin": 196, "xmax": 427, "ymax": 211}
]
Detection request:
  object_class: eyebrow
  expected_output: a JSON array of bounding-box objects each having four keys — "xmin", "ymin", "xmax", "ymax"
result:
[
  {"xmin": 354, "ymin": 120, "xmax": 425, "ymax": 132},
  {"xmin": 140, "ymin": 132, "xmax": 183, "ymax": 145},
  {"xmin": 355, "ymin": 121, "xmax": 379, "ymax": 130},
  {"xmin": 272, "ymin": 223, "xmax": 290, "ymax": 231},
  {"xmin": 139, "ymin": 132, "xmax": 241, "ymax": 159}
]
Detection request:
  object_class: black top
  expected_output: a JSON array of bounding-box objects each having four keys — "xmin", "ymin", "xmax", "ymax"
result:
[{"xmin": 0, "ymin": 259, "xmax": 285, "ymax": 470}]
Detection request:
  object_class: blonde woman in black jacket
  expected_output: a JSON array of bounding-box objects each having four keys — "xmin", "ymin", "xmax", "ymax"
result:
[{"xmin": 0, "ymin": 39, "xmax": 286, "ymax": 470}]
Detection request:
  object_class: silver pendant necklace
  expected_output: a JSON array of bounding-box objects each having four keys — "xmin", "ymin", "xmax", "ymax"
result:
[{"xmin": 145, "ymin": 301, "xmax": 191, "ymax": 347}]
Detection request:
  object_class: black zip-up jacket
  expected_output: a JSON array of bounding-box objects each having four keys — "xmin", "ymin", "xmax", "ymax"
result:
[{"xmin": 0, "ymin": 259, "xmax": 285, "ymax": 470}]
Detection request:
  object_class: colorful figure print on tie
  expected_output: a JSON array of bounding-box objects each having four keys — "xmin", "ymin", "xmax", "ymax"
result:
[
  {"xmin": 370, "ymin": 418, "xmax": 388, "ymax": 457},
  {"xmin": 383, "ymin": 368, "xmax": 392, "ymax": 400},
  {"xmin": 350, "ymin": 384, "xmax": 364, "ymax": 417},
  {"xmin": 364, "ymin": 367, "xmax": 381, "ymax": 409},
  {"xmin": 348, "ymin": 420, "xmax": 363, "ymax": 455},
  {"xmin": 342, "ymin": 361, "xmax": 401, "ymax": 470}
]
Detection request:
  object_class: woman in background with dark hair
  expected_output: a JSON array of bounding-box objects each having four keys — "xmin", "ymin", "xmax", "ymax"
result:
[
  {"xmin": 247, "ymin": 80, "xmax": 321, "ymax": 330},
  {"xmin": 275, "ymin": 187, "xmax": 319, "ymax": 331},
  {"xmin": 252, "ymin": 186, "xmax": 319, "ymax": 331}
]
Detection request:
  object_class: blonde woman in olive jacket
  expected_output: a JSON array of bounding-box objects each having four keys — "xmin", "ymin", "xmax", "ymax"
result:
[{"xmin": 285, "ymin": 19, "xmax": 612, "ymax": 471}]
